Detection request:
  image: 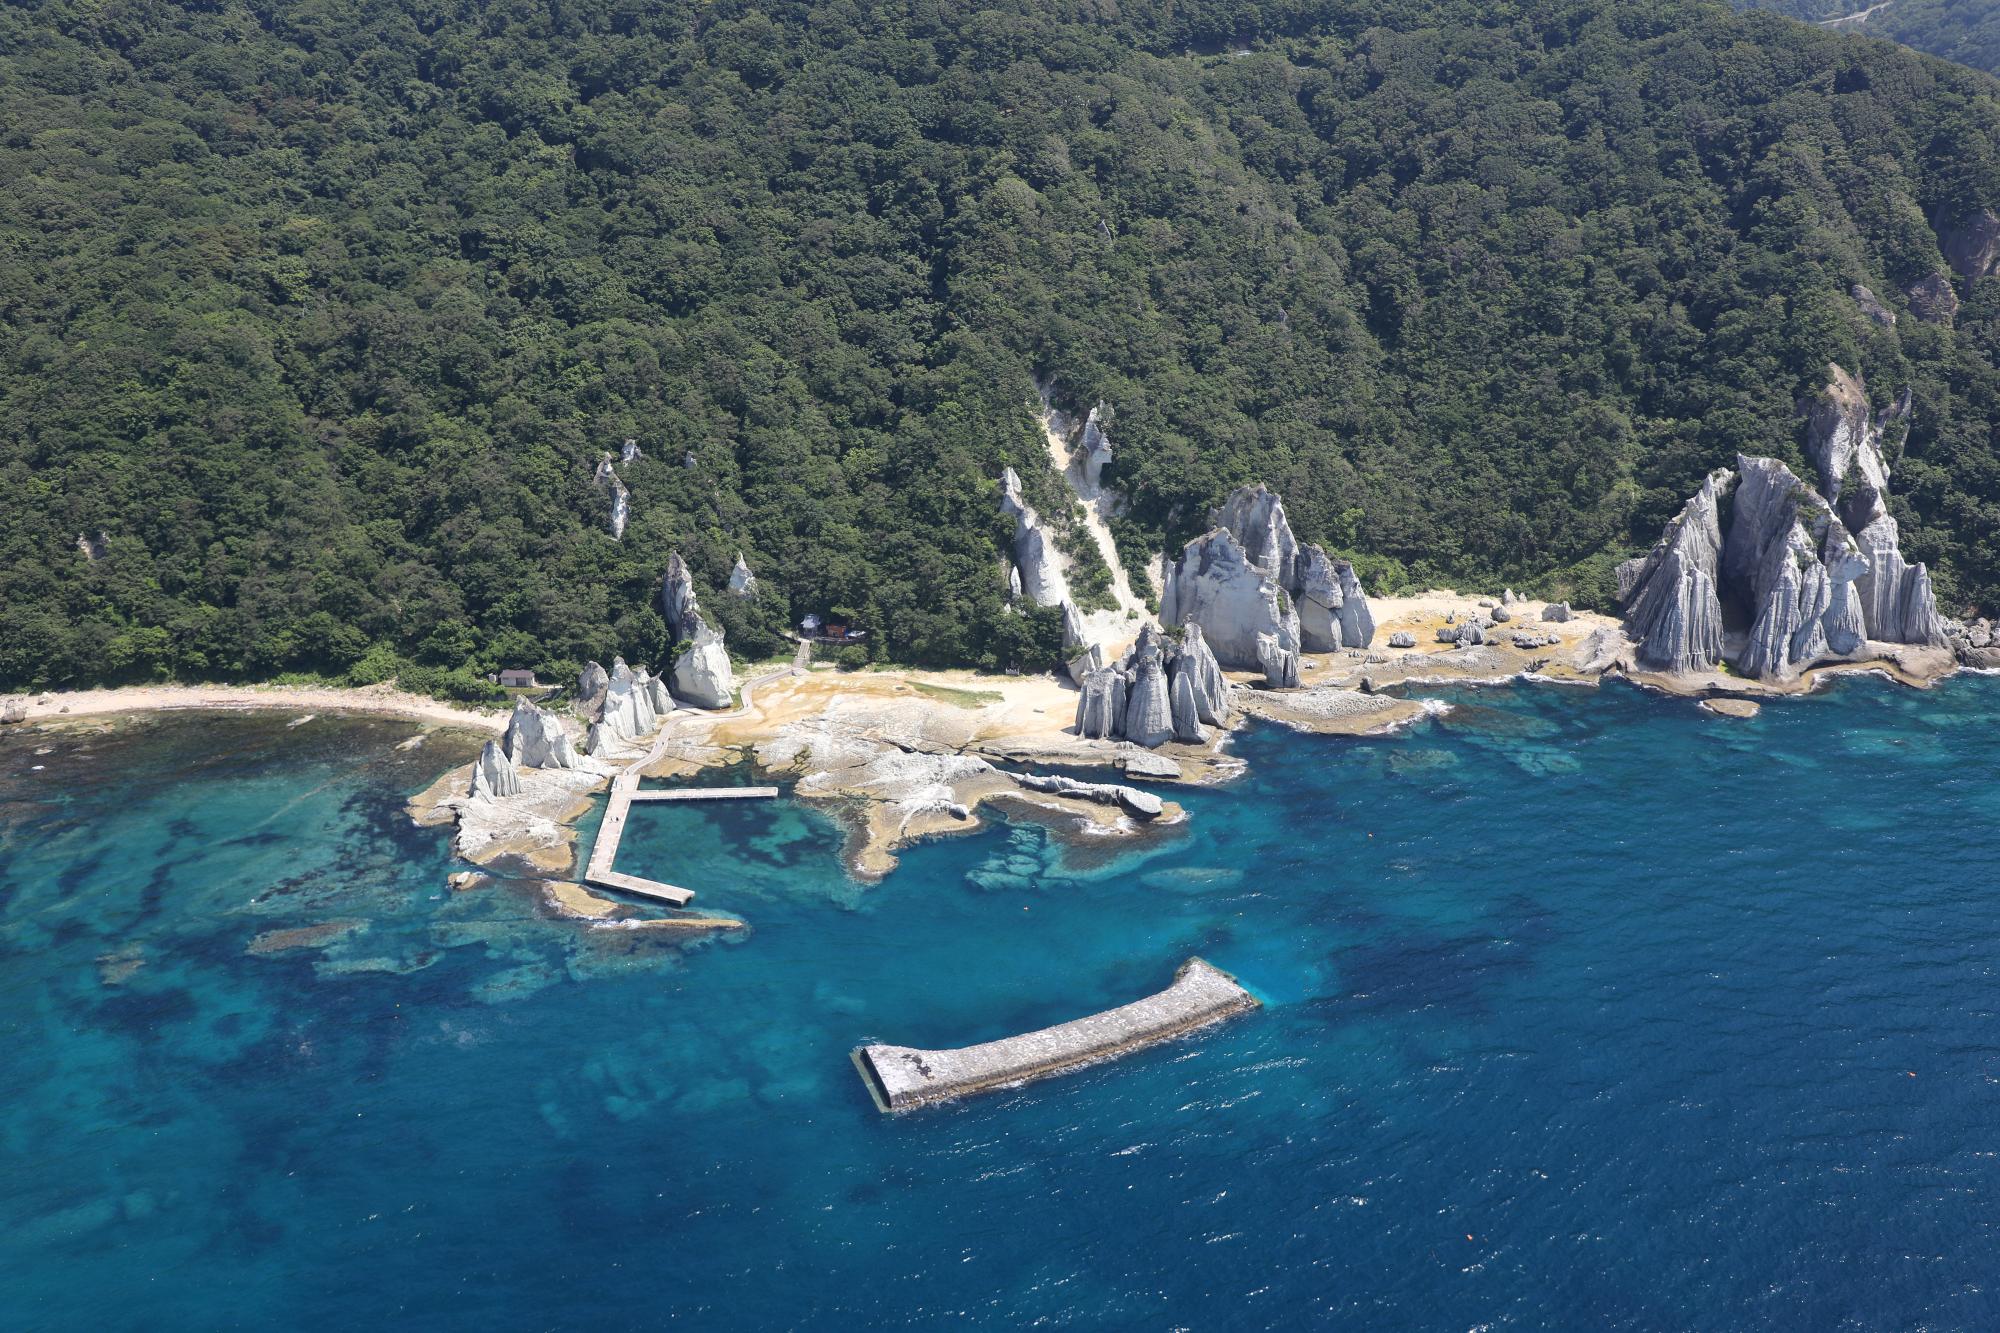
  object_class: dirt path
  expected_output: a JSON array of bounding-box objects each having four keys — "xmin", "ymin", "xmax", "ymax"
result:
[
  {"xmin": 1038, "ymin": 404, "xmax": 1156, "ymax": 650},
  {"xmin": 1819, "ymin": 0, "xmax": 1894, "ymax": 27}
]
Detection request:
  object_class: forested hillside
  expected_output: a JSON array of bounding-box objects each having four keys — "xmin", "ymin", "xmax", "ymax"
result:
[
  {"xmin": 1737, "ymin": 1, "xmax": 2000, "ymax": 77},
  {"xmin": 6, "ymin": 0, "xmax": 2000, "ymax": 691}
]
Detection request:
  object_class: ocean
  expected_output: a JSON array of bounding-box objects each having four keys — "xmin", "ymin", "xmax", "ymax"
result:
[{"xmin": 3, "ymin": 676, "xmax": 1998, "ymax": 1329}]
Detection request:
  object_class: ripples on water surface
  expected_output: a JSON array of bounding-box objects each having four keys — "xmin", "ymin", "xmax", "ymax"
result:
[{"xmin": 3, "ymin": 679, "xmax": 1999, "ymax": 1328}]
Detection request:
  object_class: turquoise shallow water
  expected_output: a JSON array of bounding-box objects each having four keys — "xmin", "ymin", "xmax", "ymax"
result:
[{"xmin": 4, "ymin": 679, "xmax": 2000, "ymax": 1329}]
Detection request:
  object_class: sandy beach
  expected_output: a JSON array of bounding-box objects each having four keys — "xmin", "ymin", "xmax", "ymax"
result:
[{"xmin": 4, "ymin": 682, "xmax": 508, "ymax": 732}]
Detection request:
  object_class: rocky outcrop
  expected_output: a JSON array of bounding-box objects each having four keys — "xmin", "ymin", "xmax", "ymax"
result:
[
  {"xmin": 1059, "ymin": 603, "xmax": 1101, "ymax": 682},
  {"xmin": 1801, "ymin": 366, "xmax": 1945, "ymax": 649},
  {"xmin": 1295, "ymin": 546, "xmax": 1363, "ymax": 653},
  {"xmin": 1541, "ymin": 602, "xmax": 1572, "ymax": 623},
  {"xmin": 469, "ymin": 740, "xmax": 521, "ymax": 800},
  {"xmin": 1728, "ymin": 460, "xmax": 1837, "ymax": 681},
  {"xmin": 1389, "ymin": 631, "xmax": 1416, "ymax": 648},
  {"xmin": 999, "ymin": 466, "xmax": 1071, "ymax": 607},
  {"xmin": 1122, "ymin": 632, "xmax": 1175, "ymax": 747},
  {"xmin": 1074, "ymin": 667, "xmax": 1127, "ymax": 739},
  {"xmin": 585, "ymin": 722, "xmax": 614, "ymax": 758},
  {"xmin": 593, "ymin": 453, "xmax": 631, "ymax": 540},
  {"xmin": 1619, "ymin": 468, "xmax": 1732, "ymax": 674},
  {"xmin": 1905, "ymin": 272, "xmax": 1958, "ymax": 327},
  {"xmin": 1213, "ymin": 484, "xmax": 1301, "ymax": 590},
  {"xmin": 1943, "ymin": 208, "xmax": 2000, "ymax": 281},
  {"xmin": 601, "ymin": 658, "xmax": 659, "ymax": 740},
  {"xmin": 1070, "ymin": 622, "xmax": 1228, "ymax": 747},
  {"xmin": 1077, "ymin": 404, "xmax": 1115, "ymax": 491},
  {"xmin": 644, "ymin": 670, "xmax": 673, "ymax": 716},
  {"xmin": 1173, "ymin": 622, "xmax": 1229, "ymax": 724},
  {"xmin": 1014, "ymin": 772, "xmax": 1163, "ymax": 820},
  {"xmin": 1160, "ymin": 528, "xmax": 1299, "ymax": 670},
  {"xmin": 502, "ymin": 698, "xmax": 578, "ymax": 770},
  {"xmin": 671, "ymin": 618, "xmax": 735, "ymax": 710},
  {"xmin": 727, "ymin": 553, "xmax": 757, "ymax": 599},
  {"xmin": 1438, "ymin": 620, "xmax": 1488, "ymax": 647},
  {"xmin": 1169, "ymin": 668, "xmax": 1207, "ymax": 743},
  {"xmin": 1166, "ymin": 485, "xmax": 1372, "ymax": 657},
  {"xmin": 620, "ymin": 438, "xmax": 642, "ymax": 464},
  {"xmin": 1257, "ymin": 633, "xmax": 1300, "ymax": 688},
  {"xmin": 577, "ymin": 660, "xmax": 609, "ymax": 720},
  {"xmin": 660, "ymin": 552, "xmax": 737, "ymax": 709},
  {"xmin": 661, "ymin": 552, "xmax": 701, "ymax": 638},
  {"xmin": 1850, "ymin": 282, "xmax": 1896, "ymax": 327},
  {"xmin": 1060, "ymin": 601, "xmax": 1087, "ymax": 651}
]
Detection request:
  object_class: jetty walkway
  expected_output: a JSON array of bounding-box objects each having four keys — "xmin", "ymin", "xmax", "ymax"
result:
[
  {"xmin": 853, "ymin": 958, "xmax": 1259, "ymax": 1112},
  {"xmin": 582, "ymin": 663, "xmax": 798, "ymax": 908}
]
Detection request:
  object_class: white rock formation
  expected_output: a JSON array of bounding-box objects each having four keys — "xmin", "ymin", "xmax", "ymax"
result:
[
  {"xmin": 643, "ymin": 670, "xmax": 673, "ymax": 716},
  {"xmin": 1257, "ymin": 633, "xmax": 1301, "ymax": 688},
  {"xmin": 1122, "ymin": 638, "xmax": 1175, "ymax": 748},
  {"xmin": 1801, "ymin": 366, "xmax": 1944, "ymax": 648},
  {"xmin": 671, "ymin": 618, "xmax": 735, "ymax": 710},
  {"xmin": 998, "ymin": 466, "xmax": 1072, "ymax": 607},
  {"xmin": 661, "ymin": 552, "xmax": 737, "ymax": 709},
  {"xmin": 727, "ymin": 553, "xmax": 757, "ymax": 599},
  {"xmin": 1619, "ymin": 468, "xmax": 1733, "ymax": 674},
  {"xmin": 1169, "ymin": 668, "xmax": 1208, "ymax": 743},
  {"xmin": 1077, "ymin": 404, "xmax": 1115, "ymax": 491},
  {"xmin": 469, "ymin": 740, "xmax": 521, "ymax": 800},
  {"xmin": 1166, "ymin": 484, "xmax": 1372, "ymax": 657},
  {"xmin": 585, "ymin": 722, "xmax": 614, "ymax": 759},
  {"xmin": 502, "ymin": 698, "xmax": 579, "ymax": 770},
  {"xmin": 1014, "ymin": 772, "xmax": 1162, "ymax": 819},
  {"xmin": 1066, "ymin": 642, "xmax": 1105, "ymax": 686},
  {"xmin": 1172, "ymin": 622, "xmax": 1229, "ymax": 725},
  {"xmin": 601, "ymin": 657, "xmax": 659, "ymax": 740},
  {"xmin": 593, "ymin": 453, "xmax": 630, "ymax": 540},
  {"xmin": 1074, "ymin": 667, "xmax": 1127, "ymax": 739},
  {"xmin": 577, "ymin": 661, "xmax": 610, "ymax": 719},
  {"xmin": 1213, "ymin": 484, "xmax": 1301, "ymax": 590},
  {"xmin": 1541, "ymin": 603, "xmax": 1572, "ymax": 623},
  {"xmin": 1159, "ymin": 528, "xmax": 1299, "ymax": 670},
  {"xmin": 620, "ymin": 437, "xmax": 642, "ymax": 464},
  {"xmin": 1624, "ymin": 368, "xmax": 1951, "ymax": 683}
]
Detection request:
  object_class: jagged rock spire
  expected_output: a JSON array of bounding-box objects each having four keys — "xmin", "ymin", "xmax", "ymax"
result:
[{"xmin": 1619, "ymin": 469, "xmax": 1732, "ymax": 674}]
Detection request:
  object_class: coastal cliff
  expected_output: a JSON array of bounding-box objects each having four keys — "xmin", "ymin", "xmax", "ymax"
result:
[{"xmin": 1621, "ymin": 367, "xmax": 1947, "ymax": 683}]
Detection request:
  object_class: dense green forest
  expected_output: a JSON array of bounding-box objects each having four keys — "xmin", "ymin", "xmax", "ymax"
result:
[
  {"xmin": 1738, "ymin": 0, "xmax": 2000, "ymax": 77},
  {"xmin": 5, "ymin": 0, "xmax": 2000, "ymax": 692}
]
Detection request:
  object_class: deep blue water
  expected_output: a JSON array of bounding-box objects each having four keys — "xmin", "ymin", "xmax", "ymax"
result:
[{"xmin": 4, "ymin": 678, "xmax": 2000, "ymax": 1329}]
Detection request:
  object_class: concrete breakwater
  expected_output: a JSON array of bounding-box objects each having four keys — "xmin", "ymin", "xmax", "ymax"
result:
[{"xmin": 853, "ymin": 958, "xmax": 1258, "ymax": 1112}]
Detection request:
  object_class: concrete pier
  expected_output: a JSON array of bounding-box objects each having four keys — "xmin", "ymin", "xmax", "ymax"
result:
[
  {"xmin": 853, "ymin": 958, "xmax": 1258, "ymax": 1112},
  {"xmin": 627, "ymin": 786, "xmax": 779, "ymax": 802},
  {"xmin": 583, "ymin": 774, "xmax": 779, "ymax": 906}
]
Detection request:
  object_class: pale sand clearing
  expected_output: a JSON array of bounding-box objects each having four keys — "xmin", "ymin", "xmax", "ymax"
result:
[{"xmin": 5, "ymin": 682, "xmax": 506, "ymax": 732}]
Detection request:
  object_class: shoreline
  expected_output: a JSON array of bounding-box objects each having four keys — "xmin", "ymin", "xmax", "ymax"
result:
[
  {"xmin": 3, "ymin": 682, "xmax": 508, "ymax": 733},
  {"xmin": 10, "ymin": 597, "xmax": 1981, "ymax": 898}
]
